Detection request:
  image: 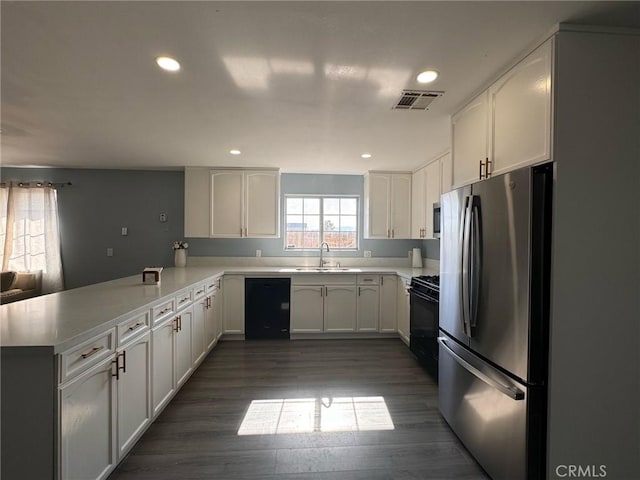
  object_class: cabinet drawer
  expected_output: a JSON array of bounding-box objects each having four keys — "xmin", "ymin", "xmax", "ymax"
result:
[
  {"xmin": 206, "ymin": 276, "xmax": 222, "ymax": 293},
  {"xmin": 152, "ymin": 299, "xmax": 175, "ymax": 325},
  {"xmin": 117, "ymin": 310, "xmax": 150, "ymax": 346},
  {"xmin": 59, "ymin": 329, "xmax": 115, "ymax": 383},
  {"xmin": 193, "ymin": 283, "xmax": 207, "ymax": 300},
  {"xmin": 175, "ymin": 290, "xmax": 193, "ymax": 311},
  {"xmin": 357, "ymin": 274, "xmax": 379, "ymax": 285}
]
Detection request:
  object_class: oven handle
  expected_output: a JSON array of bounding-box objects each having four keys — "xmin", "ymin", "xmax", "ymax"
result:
[{"xmin": 408, "ymin": 287, "xmax": 438, "ymax": 304}]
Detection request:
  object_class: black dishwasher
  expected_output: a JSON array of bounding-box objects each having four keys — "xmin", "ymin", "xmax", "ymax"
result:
[{"xmin": 244, "ymin": 278, "xmax": 291, "ymax": 340}]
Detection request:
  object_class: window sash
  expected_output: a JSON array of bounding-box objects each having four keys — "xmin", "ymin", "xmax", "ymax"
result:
[{"xmin": 285, "ymin": 195, "xmax": 359, "ymax": 250}]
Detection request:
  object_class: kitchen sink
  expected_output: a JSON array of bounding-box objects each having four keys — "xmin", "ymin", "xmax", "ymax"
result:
[
  {"xmin": 296, "ymin": 267, "xmax": 353, "ymax": 272},
  {"xmin": 278, "ymin": 267, "xmax": 361, "ymax": 272}
]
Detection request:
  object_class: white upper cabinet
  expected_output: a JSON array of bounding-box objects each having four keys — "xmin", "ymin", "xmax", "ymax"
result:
[
  {"xmin": 211, "ymin": 170, "xmax": 244, "ymax": 237},
  {"xmin": 488, "ymin": 39, "xmax": 552, "ymax": 176},
  {"xmin": 451, "ymin": 38, "xmax": 553, "ymax": 187},
  {"xmin": 412, "ymin": 152, "xmax": 446, "ymax": 239},
  {"xmin": 184, "ymin": 168, "xmax": 210, "ymax": 238},
  {"xmin": 365, "ymin": 172, "xmax": 411, "ymax": 239},
  {"xmin": 440, "ymin": 151, "xmax": 453, "ymax": 194},
  {"xmin": 184, "ymin": 168, "xmax": 280, "ymax": 238},
  {"xmin": 211, "ymin": 169, "xmax": 280, "ymax": 238},
  {"xmin": 424, "ymin": 159, "xmax": 441, "ymax": 239},
  {"xmin": 411, "ymin": 166, "xmax": 426, "ymax": 239},
  {"xmin": 451, "ymin": 92, "xmax": 489, "ymax": 188},
  {"xmin": 244, "ymin": 171, "xmax": 280, "ymax": 237}
]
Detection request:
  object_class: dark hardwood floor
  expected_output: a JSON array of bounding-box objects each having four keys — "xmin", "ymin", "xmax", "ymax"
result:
[{"xmin": 108, "ymin": 339, "xmax": 489, "ymax": 480}]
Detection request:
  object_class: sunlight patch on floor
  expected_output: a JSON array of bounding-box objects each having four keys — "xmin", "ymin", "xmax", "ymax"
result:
[{"xmin": 237, "ymin": 396, "xmax": 394, "ymax": 435}]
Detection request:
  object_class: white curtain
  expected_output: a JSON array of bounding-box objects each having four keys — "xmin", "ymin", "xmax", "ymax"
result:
[{"xmin": 0, "ymin": 184, "xmax": 64, "ymax": 293}]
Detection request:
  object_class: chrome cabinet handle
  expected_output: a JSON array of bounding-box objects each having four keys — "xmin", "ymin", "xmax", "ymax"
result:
[
  {"xmin": 80, "ymin": 345, "xmax": 104, "ymax": 359},
  {"xmin": 111, "ymin": 358, "xmax": 120, "ymax": 380},
  {"xmin": 117, "ymin": 350, "xmax": 126, "ymax": 374},
  {"xmin": 127, "ymin": 322, "xmax": 145, "ymax": 332}
]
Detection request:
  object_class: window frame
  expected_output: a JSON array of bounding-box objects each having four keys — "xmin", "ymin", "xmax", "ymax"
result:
[{"xmin": 283, "ymin": 194, "xmax": 360, "ymax": 251}]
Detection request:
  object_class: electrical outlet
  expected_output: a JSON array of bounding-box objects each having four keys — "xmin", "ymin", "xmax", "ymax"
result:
[
  {"xmin": 159, "ymin": 212, "xmax": 167, "ymax": 222},
  {"xmin": 121, "ymin": 227, "xmax": 128, "ymax": 236},
  {"xmin": 256, "ymin": 249, "xmax": 262, "ymax": 257},
  {"xmin": 107, "ymin": 248, "xmax": 114, "ymax": 257},
  {"xmin": 364, "ymin": 250, "xmax": 371, "ymax": 258}
]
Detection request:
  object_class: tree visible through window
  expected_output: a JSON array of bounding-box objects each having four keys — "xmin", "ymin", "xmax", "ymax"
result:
[{"xmin": 285, "ymin": 196, "xmax": 358, "ymax": 250}]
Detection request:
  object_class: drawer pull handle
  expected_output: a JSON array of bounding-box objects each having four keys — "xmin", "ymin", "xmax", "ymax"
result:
[
  {"xmin": 127, "ymin": 322, "xmax": 145, "ymax": 332},
  {"xmin": 179, "ymin": 297, "xmax": 189, "ymax": 304},
  {"xmin": 196, "ymin": 289, "xmax": 204, "ymax": 295},
  {"xmin": 80, "ymin": 346, "xmax": 105, "ymax": 359},
  {"xmin": 159, "ymin": 307, "xmax": 170, "ymax": 315}
]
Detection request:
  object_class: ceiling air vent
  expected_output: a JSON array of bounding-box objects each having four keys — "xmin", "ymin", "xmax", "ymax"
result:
[{"xmin": 393, "ymin": 90, "xmax": 444, "ymax": 110}]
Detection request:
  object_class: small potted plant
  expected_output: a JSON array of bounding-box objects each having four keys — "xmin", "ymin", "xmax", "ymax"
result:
[{"xmin": 172, "ymin": 240, "xmax": 189, "ymax": 268}]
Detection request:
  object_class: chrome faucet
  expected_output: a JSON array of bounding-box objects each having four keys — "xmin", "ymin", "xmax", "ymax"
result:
[{"xmin": 319, "ymin": 242, "xmax": 330, "ymax": 267}]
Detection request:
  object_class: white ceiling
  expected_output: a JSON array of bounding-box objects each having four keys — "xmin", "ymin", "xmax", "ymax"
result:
[{"xmin": 2, "ymin": 1, "xmax": 639, "ymax": 174}]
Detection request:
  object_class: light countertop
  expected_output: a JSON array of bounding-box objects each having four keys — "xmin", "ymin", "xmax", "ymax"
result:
[{"xmin": 0, "ymin": 265, "xmax": 437, "ymax": 352}]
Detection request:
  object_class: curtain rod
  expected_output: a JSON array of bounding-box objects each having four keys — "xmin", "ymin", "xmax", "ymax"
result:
[{"xmin": 0, "ymin": 181, "xmax": 73, "ymax": 189}]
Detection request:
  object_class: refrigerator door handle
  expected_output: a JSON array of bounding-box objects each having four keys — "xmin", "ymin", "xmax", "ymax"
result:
[
  {"xmin": 461, "ymin": 196, "xmax": 473, "ymax": 337},
  {"xmin": 469, "ymin": 196, "xmax": 481, "ymax": 329},
  {"xmin": 438, "ymin": 336, "xmax": 525, "ymax": 401}
]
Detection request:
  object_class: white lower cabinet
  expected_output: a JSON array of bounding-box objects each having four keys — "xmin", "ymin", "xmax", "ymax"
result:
[
  {"xmin": 379, "ymin": 275, "xmax": 398, "ymax": 332},
  {"xmin": 204, "ymin": 279, "xmax": 220, "ymax": 351},
  {"xmin": 356, "ymin": 285, "xmax": 379, "ymax": 332},
  {"xmin": 59, "ymin": 356, "xmax": 116, "ymax": 480},
  {"xmin": 116, "ymin": 331, "xmax": 151, "ymax": 459},
  {"xmin": 175, "ymin": 307, "xmax": 193, "ymax": 388},
  {"xmin": 223, "ymin": 275, "xmax": 245, "ymax": 334},
  {"xmin": 324, "ymin": 286, "xmax": 357, "ymax": 332},
  {"xmin": 290, "ymin": 285, "xmax": 324, "ymax": 333},
  {"xmin": 290, "ymin": 275, "xmax": 357, "ymax": 333},
  {"xmin": 192, "ymin": 295, "xmax": 207, "ymax": 365},
  {"xmin": 397, "ymin": 277, "xmax": 411, "ymax": 345},
  {"xmin": 151, "ymin": 316, "xmax": 175, "ymax": 416}
]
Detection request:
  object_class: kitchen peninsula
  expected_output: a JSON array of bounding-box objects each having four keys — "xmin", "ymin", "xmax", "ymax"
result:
[{"xmin": 1, "ymin": 263, "xmax": 434, "ymax": 480}]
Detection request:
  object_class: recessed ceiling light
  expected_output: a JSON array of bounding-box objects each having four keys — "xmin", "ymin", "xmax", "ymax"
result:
[
  {"xmin": 155, "ymin": 56, "xmax": 181, "ymax": 72},
  {"xmin": 230, "ymin": 149, "xmax": 241, "ymax": 155},
  {"xmin": 416, "ymin": 70, "xmax": 439, "ymax": 84},
  {"xmin": 361, "ymin": 153, "xmax": 372, "ymax": 159}
]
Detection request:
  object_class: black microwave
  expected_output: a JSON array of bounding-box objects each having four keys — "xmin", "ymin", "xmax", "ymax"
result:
[{"xmin": 433, "ymin": 203, "xmax": 441, "ymax": 239}]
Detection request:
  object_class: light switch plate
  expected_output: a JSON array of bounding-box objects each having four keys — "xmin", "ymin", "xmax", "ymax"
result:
[
  {"xmin": 364, "ymin": 250, "xmax": 371, "ymax": 258},
  {"xmin": 107, "ymin": 248, "xmax": 114, "ymax": 257},
  {"xmin": 256, "ymin": 249, "xmax": 262, "ymax": 257}
]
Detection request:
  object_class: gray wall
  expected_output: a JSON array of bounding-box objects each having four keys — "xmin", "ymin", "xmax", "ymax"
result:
[
  {"xmin": 1, "ymin": 168, "xmax": 184, "ymax": 289},
  {"xmin": 187, "ymin": 173, "xmax": 428, "ymax": 260},
  {"xmin": 1, "ymin": 168, "xmax": 437, "ymax": 289},
  {"xmin": 546, "ymin": 32, "xmax": 639, "ymax": 479}
]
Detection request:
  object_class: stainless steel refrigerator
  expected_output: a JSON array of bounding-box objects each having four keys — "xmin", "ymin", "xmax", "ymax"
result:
[{"xmin": 438, "ymin": 162, "xmax": 553, "ymax": 480}]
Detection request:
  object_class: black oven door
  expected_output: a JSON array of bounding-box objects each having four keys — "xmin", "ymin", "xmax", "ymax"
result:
[{"xmin": 409, "ymin": 288, "xmax": 440, "ymax": 381}]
